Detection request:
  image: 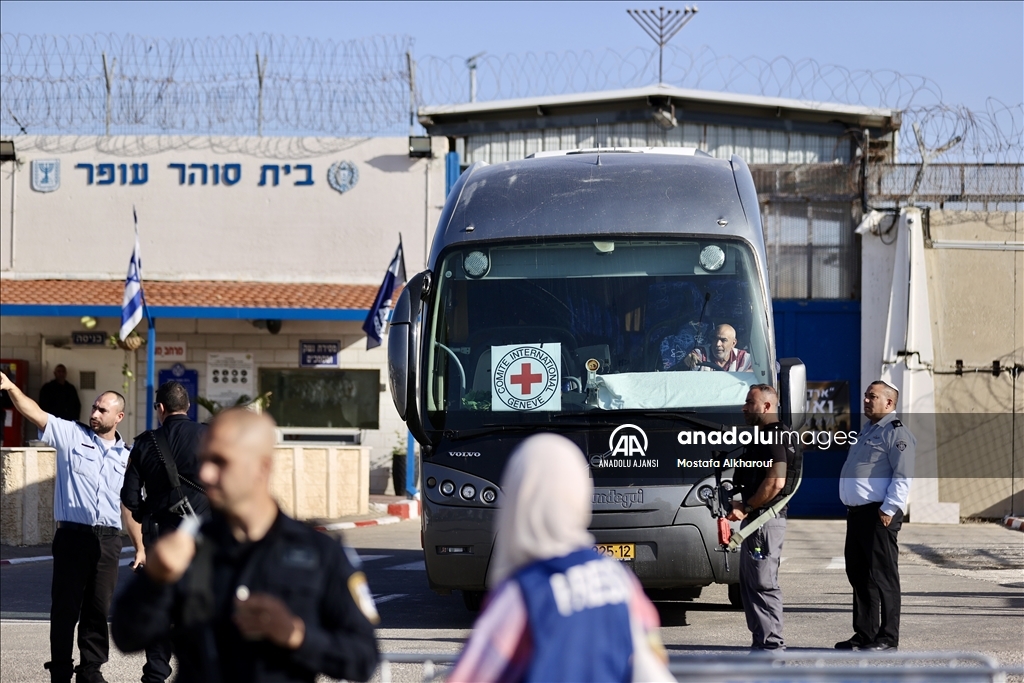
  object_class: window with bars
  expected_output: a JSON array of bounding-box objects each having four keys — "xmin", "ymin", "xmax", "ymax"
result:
[{"xmin": 761, "ymin": 202, "xmax": 858, "ymax": 300}]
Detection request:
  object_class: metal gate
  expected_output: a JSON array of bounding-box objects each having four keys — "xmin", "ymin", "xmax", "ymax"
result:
[{"xmin": 774, "ymin": 299, "xmax": 860, "ymax": 517}]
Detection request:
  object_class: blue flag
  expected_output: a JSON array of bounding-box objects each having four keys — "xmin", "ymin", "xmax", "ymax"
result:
[
  {"xmin": 119, "ymin": 208, "xmax": 147, "ymax": 340},
  {"xmin": 363, "ymin": 239, "xmax": 407, "ymax": 349}
]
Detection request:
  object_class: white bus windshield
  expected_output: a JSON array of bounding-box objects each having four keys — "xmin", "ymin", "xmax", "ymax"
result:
[{"xmin": 425, "ymin": 239, "xmax": 771, "ymax": 424}]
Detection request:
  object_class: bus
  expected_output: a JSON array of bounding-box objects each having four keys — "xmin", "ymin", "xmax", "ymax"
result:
[{"xmin": 387, "ymin": 147, "xmax": 805, "ymax": 609}]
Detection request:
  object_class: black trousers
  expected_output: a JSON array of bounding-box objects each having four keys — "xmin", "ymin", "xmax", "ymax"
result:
[
  {"xmin": 844, "ymin": 502, "xmax": 903, "ymax": 646},
  {"xmin": 141, "ymin": 523, "xmax": 173, "ymax": 683},
  {"xmin": 50, "ymin": 527, "xmax": 121, "ymax": 682}
]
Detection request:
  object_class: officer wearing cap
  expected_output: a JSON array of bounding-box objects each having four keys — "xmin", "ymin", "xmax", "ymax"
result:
[{"xmin": 835, "ymin": 380, "xmax": 915, "ymax": 652}]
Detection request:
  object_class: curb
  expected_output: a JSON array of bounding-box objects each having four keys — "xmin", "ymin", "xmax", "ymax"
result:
[
  {"xmin": 314, "ymin": 516, "xmax": 403, "ymax": 532},
  {"xmin": 1, "ymin": 546, "xmax": 135, "ymax": 566},
  {"xmin": 1003, "ymin": 516, "xmax": 1023, "ymax": 531},
  {"xmin": 370, "ymin": 499, "xmax": 421, "ymax": 520}
]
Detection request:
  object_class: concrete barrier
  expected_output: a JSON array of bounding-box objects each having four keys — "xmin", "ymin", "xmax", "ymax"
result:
[
  {"xmin": 1, "ymin": 444, "xmax": 370, "ymax": 546},
  {"xmin": 0, "ymin": 447, "xmax": 57, "ymax": 546}
]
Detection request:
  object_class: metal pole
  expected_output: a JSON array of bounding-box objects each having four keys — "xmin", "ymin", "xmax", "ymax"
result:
[
  {"xmin": 406, "ymin": 52, "xmax": 417, "ymax": 136},
  {"xmin": 466, "ymin": 52, "xmax": 484, "ymax": 103},
  {"xmin": 256, "ymin": 52, "xmax": 267, "ymax": 137},
  {"xmin": 102, "ymin": 52, "xmax": 113, "ymax": 136}
]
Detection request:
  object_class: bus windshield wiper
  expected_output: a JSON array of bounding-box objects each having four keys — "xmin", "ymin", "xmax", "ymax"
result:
[
  {"xmin": 444, "ymin": 422, "xmax": 593, "ymax": 441},
  {"xmin": 554, "ymin": 409, "xmax": 725, "ymax": 432}
]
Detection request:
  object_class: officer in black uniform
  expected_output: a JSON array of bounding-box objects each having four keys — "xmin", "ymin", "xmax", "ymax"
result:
[
  {"xmin": 727, "ymin": 384, "xmax": 799, "ymax": 651},
  {"xmin": 112, "ymin": 408, "xmax": 380, "ymax": 683},
  {"xmin": 121, "ymin": 380, "xmax": 209, "ymax": 683}
]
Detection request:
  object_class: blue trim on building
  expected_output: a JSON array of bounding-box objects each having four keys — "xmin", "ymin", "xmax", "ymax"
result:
[{"xmin": 0, "ymin": 304, "xmax": 369, "ymax": 321}]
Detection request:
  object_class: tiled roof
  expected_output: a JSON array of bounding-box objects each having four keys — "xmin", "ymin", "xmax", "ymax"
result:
[{"xmin": 0, "ymin": 279, "xmax": 378, "ymax": 309}]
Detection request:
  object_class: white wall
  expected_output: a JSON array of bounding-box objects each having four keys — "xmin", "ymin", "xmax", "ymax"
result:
[{"xmin": 0, "ymin": 135, "xmax": 446, "ymax": 281}]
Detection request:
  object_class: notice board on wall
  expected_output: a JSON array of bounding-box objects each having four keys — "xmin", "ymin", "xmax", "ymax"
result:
[{"xmin": 259, "ymin": 368, "xmax": 379, "ymax": 429}]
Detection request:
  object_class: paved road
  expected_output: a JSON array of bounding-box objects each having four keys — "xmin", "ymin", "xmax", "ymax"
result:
[{"xmin": 2, "ymin": 519, "xmax": 1021, "ymax": 682}]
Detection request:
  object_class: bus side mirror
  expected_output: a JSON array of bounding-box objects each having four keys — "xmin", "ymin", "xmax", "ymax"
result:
[
  {"xmin": 387, "ymin": 271, "xmax": 431, "ymax": 446},
  {"xmin": 387, "ymin": 287, "xmax": 412, "ymax": 419},
  {"xmin": 778, "ymin": 359, "xmax": 806, "ymax": 430}
]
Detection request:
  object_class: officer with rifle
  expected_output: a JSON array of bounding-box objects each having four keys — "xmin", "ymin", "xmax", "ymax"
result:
[
  {"xmin": 121, "ymin": 380, "xmax": 209, "ymax": 683},
  {"xmin": 726, "ymin": 384, "xmax": 801, "ymax": 651}
]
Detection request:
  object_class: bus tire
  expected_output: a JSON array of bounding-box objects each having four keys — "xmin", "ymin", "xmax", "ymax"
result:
[
  {"xmin": 463, "ymin": 590, "xmax": 485, "ymax": 612},
  {"xmin": 728, "ymin": 582, "xmax": 743, "ymax": 609}
]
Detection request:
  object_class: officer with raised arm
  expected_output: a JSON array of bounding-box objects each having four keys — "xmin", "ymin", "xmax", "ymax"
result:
[
  {"xmin": 835, "ymin": 380, "xmax": 915, "ymax": 652},
  {"xmin": 0, "ymin": 371, "xmax": 129, "ymax": 683}
]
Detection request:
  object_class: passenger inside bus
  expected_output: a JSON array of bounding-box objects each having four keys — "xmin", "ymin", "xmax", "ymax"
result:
[{"xmin": 683, "ymin": 323, "xmax": 754, "ymax": 372}]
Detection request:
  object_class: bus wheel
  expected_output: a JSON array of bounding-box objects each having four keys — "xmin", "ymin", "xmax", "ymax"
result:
[
  {"xmin": 728, "ymin": 583, "xmax": 744, "ymax": 609},
  {"xmin": 463, "ymin": 590, "xmax": 485, "ymax": 612}
]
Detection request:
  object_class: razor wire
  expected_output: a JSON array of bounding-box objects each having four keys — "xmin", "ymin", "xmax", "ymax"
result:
[
  {"xmin": 2, "ymin": 35, "xmax": 1021, "ymax": 164},
  {"xmin": 1, "ymin": 33, "xmax": 415, "ymax": 137},
  {"xmin": 416, "ymin": 45, "xmax": 1022, "ymax": 165}
]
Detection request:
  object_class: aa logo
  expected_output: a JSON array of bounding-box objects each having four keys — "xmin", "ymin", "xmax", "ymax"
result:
[{"xmin": 608, "ymin": 424, "xmax": 648, "ymax": 458}]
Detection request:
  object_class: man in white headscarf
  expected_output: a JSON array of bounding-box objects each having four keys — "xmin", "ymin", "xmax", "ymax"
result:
[{"xmin": 449, "ymin": 434, "xmax": 673, "ymax": 683}]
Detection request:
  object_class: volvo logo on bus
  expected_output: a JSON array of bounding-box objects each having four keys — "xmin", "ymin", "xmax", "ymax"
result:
[{"xmin": 608, "ymin": 424, "xmax": 648, "ymax": 458}]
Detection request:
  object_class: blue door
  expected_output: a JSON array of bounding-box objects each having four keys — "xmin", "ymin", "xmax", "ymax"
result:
[{"xmin": 773, "ymin": 300, "xmax": 860, "ymax": 517}]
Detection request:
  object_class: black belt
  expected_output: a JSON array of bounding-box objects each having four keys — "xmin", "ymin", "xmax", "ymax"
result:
[
  {"xmin": 57, "ymin": 521, "xmax": 120, "ymax": 537},
  {"xmin": 847, "ymin": 501, "xmax": 883, "ymax": 510}
]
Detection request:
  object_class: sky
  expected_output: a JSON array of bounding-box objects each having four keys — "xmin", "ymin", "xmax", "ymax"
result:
[{"xmin": 1, "ymin": 0, "xmax": 1021, "ymax": 112}]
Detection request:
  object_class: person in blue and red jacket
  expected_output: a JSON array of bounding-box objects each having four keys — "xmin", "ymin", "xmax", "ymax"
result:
[{"xmin": 449, "ymin": 433, "xmax": 674, "ymax": 683}]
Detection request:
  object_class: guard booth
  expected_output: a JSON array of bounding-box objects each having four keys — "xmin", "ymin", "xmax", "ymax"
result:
[{"xmin": 420, "ymin": 86, "xmax": 900, "ymax": 517}]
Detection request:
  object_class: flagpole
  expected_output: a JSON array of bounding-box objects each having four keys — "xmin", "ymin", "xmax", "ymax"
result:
[
  {"xmin": 134, "ymin": 206, "xmax": 157, "ymax": 431},
  {"xmin": 145, "ymin": 308, "xmax": 156, "ymax": 430}
]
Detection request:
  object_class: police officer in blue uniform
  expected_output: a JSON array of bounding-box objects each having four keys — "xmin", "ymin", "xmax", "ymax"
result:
[
  {"xmin": 1, "ymin": 371, "xmax": 130, "ymax": 683},
  {"xmin": 835, "ymin": 380, "xmax": 915, "ymax": 652}
]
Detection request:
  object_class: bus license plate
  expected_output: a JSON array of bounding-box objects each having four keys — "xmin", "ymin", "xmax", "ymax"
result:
[{"xmin": 595, "ymin": 543, "xmax": 635, "ymax": 561}]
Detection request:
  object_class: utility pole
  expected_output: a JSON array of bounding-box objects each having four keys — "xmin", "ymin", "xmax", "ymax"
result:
[
  {"xmin": 627, "ymin": 6, "xmax": 698, "ymax": 84},
  {"xmin": 466, "ymin": 52, "xmax": 485, "ymax": 103}
]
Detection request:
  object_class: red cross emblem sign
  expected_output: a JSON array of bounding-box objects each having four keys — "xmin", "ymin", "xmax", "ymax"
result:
[{"xmin": 491, "ymin": 343, "xmax": 561, "ymax": 411}]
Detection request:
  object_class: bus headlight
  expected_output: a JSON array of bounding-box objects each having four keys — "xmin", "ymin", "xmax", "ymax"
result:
[
  {"xmin": 440, "ymin": 480, "xmax": 456, "ymax": 496},
  {"xmin": 460, "ymin": 484, "xmax": 477, "ymax": 500},
  {"xmin": 481, "ymin": 488, "xmax": 497, "ymax": 504},
  {"xmin": 697, "ymin": 485, "xmax": 715, "ymax": 503}
]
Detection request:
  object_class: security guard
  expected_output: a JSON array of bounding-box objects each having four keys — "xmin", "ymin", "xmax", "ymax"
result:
[
  {"xmin": 835, "ymin": 380, "xmax": 915, "ymax": 652},
  {"xmin": 112, "ymin": 408, "xmax": 380, "ymax": 683},
  {"xmin": 121, "ymin": 380, "xmax": 209, "ymax": 683},
  {"xmin": 0, "ymin": 371, "xmax": 129, "ymax": 683},
  {"xmin": 727, "ymin": 384, "xmax": 798, "ymax": 651}
]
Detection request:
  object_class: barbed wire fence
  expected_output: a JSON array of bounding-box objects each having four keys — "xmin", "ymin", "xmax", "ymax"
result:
[
  {"xmin": 1, "ymin": 33, "xmax": 414, "ymax": 138},
  {"xmin": 2, "ymin": 34, "xmax": 1021, "ymax": 164}
]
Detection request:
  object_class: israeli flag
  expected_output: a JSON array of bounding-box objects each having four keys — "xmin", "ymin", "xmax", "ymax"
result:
[
  {"xmin": 363, "ymin": 238, "xmax": 406, "ymax": 350},
  {"xmin": 119, "ymin": 209, "xmax": 147, "ymax": 341}
]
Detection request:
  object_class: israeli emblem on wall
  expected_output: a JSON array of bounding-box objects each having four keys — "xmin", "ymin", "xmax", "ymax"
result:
[
  {"xmin": 327, "ymin": 160, "xmax": 359, "ymax": 194},
  {"xmin": 491, "ymin": 343, "xmax": 561, "ymax": 412},
  {"xmin": 31, "ymin": 159, "xmax": 60, "ymax": 192}
]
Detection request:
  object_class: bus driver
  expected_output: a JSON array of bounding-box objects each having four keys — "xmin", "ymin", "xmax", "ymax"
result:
[{"xmin": 684, "ymin": 324, "xmax": 753, "ymax": 372}]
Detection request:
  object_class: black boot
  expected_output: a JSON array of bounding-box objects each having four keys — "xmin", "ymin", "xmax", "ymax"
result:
[
  {"xmin": 74, "ymin": 663, "xmax": 108, "ymax": 683},
  {"xmin": 44, "ymin": 659, "xmax": 75, "ymax": 683}
]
